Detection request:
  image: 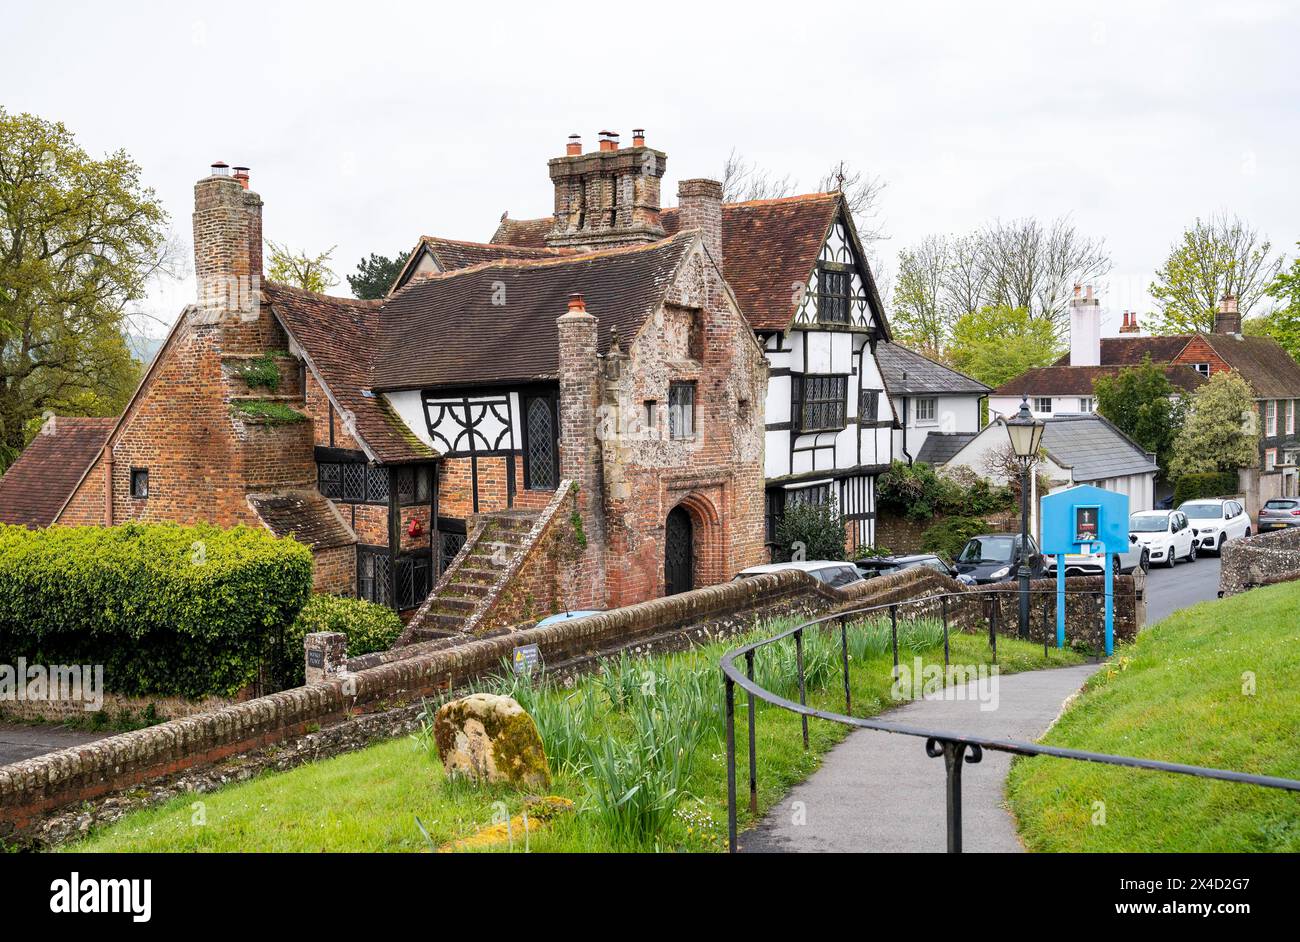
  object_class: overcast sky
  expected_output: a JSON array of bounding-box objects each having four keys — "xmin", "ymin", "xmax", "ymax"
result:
[{"xmin": 6, "ymin": 0, "xmax": 1298, "ymax": 339}]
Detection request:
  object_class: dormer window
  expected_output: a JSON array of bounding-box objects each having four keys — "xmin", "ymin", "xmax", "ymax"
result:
[{"xmin": 817, "ymin": 268, "xmax": 851, "ymax": 324}]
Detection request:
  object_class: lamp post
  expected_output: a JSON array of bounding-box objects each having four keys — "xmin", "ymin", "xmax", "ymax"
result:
[{"xmin": 1005, "ymin": 396, "xmax": 1046, "ymax": 640}]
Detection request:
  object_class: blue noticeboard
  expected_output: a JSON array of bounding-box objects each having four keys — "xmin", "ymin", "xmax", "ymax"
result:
[{"xmin": 1040, "ymin": 485, "xmax": 1131, "ymax": 656}]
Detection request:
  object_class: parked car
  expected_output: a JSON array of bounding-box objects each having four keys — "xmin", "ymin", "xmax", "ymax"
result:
[
  {"xmin": 953, "ymin": 534, "xmax": 1045, "ymax": 585},
  {"xmin": 854, "ymin": 553, "xmax": 957, "ymax": 580},
  {"xmin": 1045, "ymin": 538, "xmax": 1148, "ymax": 577},
  {"xmin": 1177, "ymin": 498, "xmax": 1251, "ymax": 554},
  {"xmin": 1257, "ymin": 498, "xmax": 1300, "ymax": 533},
  {"xmin": 735, "ymin": 560, "xmax": 866, "ymax": 589},
  {"xmin": 1129, "ymin": 509, "xmax": 1197, "ymax": 567}
]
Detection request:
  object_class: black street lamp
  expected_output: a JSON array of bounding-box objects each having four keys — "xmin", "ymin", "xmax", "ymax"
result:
[{"xmin": 1005, "ymin": 396, "xmax": 1046, "ymax": 640}]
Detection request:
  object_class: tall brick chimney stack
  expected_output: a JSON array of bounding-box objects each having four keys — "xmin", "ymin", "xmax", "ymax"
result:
[
  {"xmin": 1214, "ymin": 294, "xmax": 1241, "ymax": 335},
  {"xmin": 546, "ymin": 128, "xmax": 667, "ymax": 250},
  {"xmin": 193, "ymin": 161, "xmax": 263, "ymax": 323},
  {"xmin": 556, "ymin": 291, "xmax": 607, "ymax": 607},
  {"xmin": 677, "ymin": 178, "xmax": 724, "ymax": 267}
]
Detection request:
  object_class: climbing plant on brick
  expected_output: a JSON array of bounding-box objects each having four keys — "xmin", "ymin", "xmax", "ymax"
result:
[{"xmin": 0, "ymin": 522, "xmax": 313, "ymax": 698}]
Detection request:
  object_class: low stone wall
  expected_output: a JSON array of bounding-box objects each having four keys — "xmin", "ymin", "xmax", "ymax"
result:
[
  {"xmin": 0, "ymin": 691, "xmax": 239, "ymax": 725},
  {"xmin": 1220, "ymin": 526, "xmax": 1300, "ymax": 596},
  {"xmin": 980, "ymin": 574, "xmax": 1141, "ymax": 651}
]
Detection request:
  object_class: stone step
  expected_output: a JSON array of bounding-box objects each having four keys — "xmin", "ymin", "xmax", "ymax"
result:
[
  {"xmin": 427, "ymin": 596, "xmax": 477, "ymax": 615},
  {"xmin": 420, "ymin": 613, "xmax": 467, "ymax": 632},
  {"xmin": 441, "ymin": 581, "xmax": 491, "ymax": 599}
]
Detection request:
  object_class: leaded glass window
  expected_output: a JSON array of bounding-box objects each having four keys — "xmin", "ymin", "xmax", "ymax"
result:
[{"xmin": 525, "ymin": 396, "xmax": 557, "ymax": 490}]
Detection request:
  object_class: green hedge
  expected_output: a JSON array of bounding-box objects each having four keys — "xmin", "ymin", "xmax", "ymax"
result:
[
  {"xmin": 273, "ymin": 594, "xmax": 403, "ymax": 688},
  {"xmin": 0, "ymin": 522, "xmax": 313, "ymax": 698},
  {"xmin": 1172, "ymin": 471, "xmax": 1240, "ymax": 506}
]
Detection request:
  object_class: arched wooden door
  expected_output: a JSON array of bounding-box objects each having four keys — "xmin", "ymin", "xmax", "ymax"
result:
[{"xmin": 664, "ymin": 505, "xmax": 694, "ymax": 596}]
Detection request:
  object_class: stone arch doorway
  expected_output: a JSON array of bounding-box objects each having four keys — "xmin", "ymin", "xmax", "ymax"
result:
[{"xmin": 664, "ymin": 505, "xmax": 694, "ymax": 596}]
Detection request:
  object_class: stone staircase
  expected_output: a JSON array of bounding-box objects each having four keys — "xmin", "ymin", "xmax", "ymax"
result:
[{"xmin": 399, "ymin": 509, "xmax": 541, "ymax": 644}]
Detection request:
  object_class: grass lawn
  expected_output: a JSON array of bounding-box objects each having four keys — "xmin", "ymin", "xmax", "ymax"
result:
[
  {"xmin": 1007, "ymin": 581, "xmax": 1300, "ymax": 852},
  {"xmin": 70, "ymin": 616, "xmax": 1083, "ymax": 853}
]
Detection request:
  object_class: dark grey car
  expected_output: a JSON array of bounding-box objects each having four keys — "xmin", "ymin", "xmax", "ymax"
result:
[{"xmin": 1258, "ymin": 498, "xmax": 1300, "ymax": 532}]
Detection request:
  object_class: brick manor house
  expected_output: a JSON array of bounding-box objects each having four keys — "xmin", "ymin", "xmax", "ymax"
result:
[{"xmin": 1, "ymin": 130, "xmax": 980, "ymax": 629}]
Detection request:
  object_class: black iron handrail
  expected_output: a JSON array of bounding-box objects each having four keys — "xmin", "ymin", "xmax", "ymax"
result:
[{"xmin": 719, "ymin": 587, "xmax": 1300, "ymax": 853}]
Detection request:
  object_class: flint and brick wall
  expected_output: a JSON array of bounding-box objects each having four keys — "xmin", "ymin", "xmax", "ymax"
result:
[{"xmin": 1220, "ymin": 526, "xmax": 1300, "ymax": 596}]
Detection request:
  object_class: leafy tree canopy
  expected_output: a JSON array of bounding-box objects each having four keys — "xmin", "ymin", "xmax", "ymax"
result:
[
  {"xmin": 1092, "ymin": 356, "xmax": 1186, "ymax": 482},
  {"xmin": 266, "ymin": 240, "xmax": 338, "ymax": 293},
  {"xmin": 1243, "ymin": 242, "xmax": 1300, "ymax": 359},
  {"xmin": 0, "ymin": 108, "xmax": 163, "ymax": 465},
  {"xmin": 946, "ymin": 304, "xmax": 1063, "ymax": 388},
  {"xmin": 1168, "ymin": 370, "xmax": 1260, "ymax": 478},
  {"xmin": 348, "ymin": 250, "xmax": 409, "ymax": 300},
  {"xmin": 1149, "ymin": 213, "xmax": 1282, "ymax": 334}
]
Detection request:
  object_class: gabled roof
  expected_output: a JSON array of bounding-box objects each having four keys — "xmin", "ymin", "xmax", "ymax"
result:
[
  {"xmin": 876, "ymin": 343, "xmax": 990, "ymax": 396},
  {"xmin": 394, "ymin": 236, "xmax": 576, "ymax": 289},
  {"xmin": 1056, "ymin": 332, "xmax": 1300, "ymax": 400},
  {"xmin": 489, "ymin": 192, "xmax": 886, "ymax": 334},
  {"xmin": 371, "ymin": 233, "xmax": 696, "ymax": 390},
  {"xmin": 264, "ymin": 283, "xmax": 435, "ymax": 463},
  {"xmin": 247, "ymin": 489, "xmax": 356, "ymax": 550},
  {"xmin": 1039, "ymin": 414, "xmax": 1158, "ymax": 481},
  {"xmin": 1198, "ymin": 333, "xmax": 1300, "ymax": 400},
  {"xmin": 1055, "ymin": 336, "xmax": 1190, "ymax": 367},
  {"xmin": 0, "ymin": 418, "xmax": 115, "ymax": 527},
  {"xmin": 992, "ymin": 364, "xmax": 1205, "ymax": 397},
  {"xmin": 916, "ymin": 431, "xmax": 977, "ymax": 466}
]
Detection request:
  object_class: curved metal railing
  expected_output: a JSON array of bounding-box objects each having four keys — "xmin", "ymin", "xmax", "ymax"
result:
[{"xmin": 719, "ymin": 587, "xmax": 1300, "ymax": 853}]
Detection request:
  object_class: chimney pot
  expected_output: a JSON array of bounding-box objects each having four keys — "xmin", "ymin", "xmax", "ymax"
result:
[
  {"xmin": 598, "ymin": 130, "xmax": 619, "ymax": 152},
  {"xmin": 1214, "ymin": 294, "xmax": 1241, "ymax": 334},
  {"xmin": 566, "ymin": 134, "xmax": 582, "ymax": 156},
  {"xmin": 232, "ymin": 166, "xmax": 250, "ymax": 189},
  {"xmin": 210, "ymin": 161, "xmax": 230, "ymax": 176},
  {"xmin": 1085, "ymin": 284, "xmax": 1094, "ymax": 301},
  {"xmin": 567, "ymin": 292, "xmax": 587, "ymax": 313},
  {"xmin": 1073, "ymin": 283, "xmax": 1081, "ymax": 298},
  {"xmin": 632, "ymin": 128, "xmax": 645, "ymax": 146}
]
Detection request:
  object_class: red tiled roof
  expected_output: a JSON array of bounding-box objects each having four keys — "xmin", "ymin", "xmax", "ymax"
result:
[
  {"xmin": 490, "ymin": 192, "xmax": 858, "ymax": 332},
  {"xmin": 372, "ymin": 233, "xmax": 696, "ymax": 390},
  {"xmin": 264, "ymin": 283, "xmax": 436, "ymax": 464},
  {"xmin": 417, "ymin": 236, "xmax": 575, "ymax": 273},
  {"xmin": 1201, "ymin": 333, "xmax": 1300, "ymax": 399},
  {"xmin": 1055, "ymin": 335, "xmax": 1191, "ymax": 367},
  {"xmin": 992, "ymin": 364, "xmax": 1206, "ymax": 397},
  {"xmin": 0, "ymin": 417, "xmax": 115, "ymax": 527}
]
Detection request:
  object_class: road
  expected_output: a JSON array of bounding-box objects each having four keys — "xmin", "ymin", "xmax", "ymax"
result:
[
  {"xmin": 1141, "ymin": 551, "xmax": 1221, "ymax": 626},
  {"xmin": 0, "ymin": 723, "xmax": 112, "ymax": 767}
]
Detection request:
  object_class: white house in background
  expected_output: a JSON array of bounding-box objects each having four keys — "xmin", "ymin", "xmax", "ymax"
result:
[
  {"xmin": 988, "ymin": 284, "xmax": 1205, "ymax": 421},
  {"xmin": 875, "ymin": 343, "xmax": 990, "ymax": 465},
  {"xmin": 940, "ymin": 413, "xmax": 1158, "ymax": 518}
]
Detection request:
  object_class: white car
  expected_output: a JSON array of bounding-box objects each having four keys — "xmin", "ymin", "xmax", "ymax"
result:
[
  {"xmin": 735, "ymin": 560, "xmax": 866, "ymax": 589},
  {"xmin": 1045, "ymin": 539, "xmax": 1149, "ymax": 578},
  {"xmin": 1177, "ymin": 498, "xmax": 1251, "ymax": 555},
  {"xmin": 1129, "ymin": 510, "xmax": 1197, "ymax": 567}
]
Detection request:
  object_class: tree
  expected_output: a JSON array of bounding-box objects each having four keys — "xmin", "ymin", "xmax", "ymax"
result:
[
  {"xmin": 892, "ymin": 235, "xmax": 951, "ymax": 354},
  {"xmin": 348, "ymin": 250, "xmax": 408, "ymax": 300},
  {"xmin": 979, "ymin": 216, "xmax": 1111, "ymax": 332},
  {"xmin": 0, "ymin": 108, "xmax": 166, "ymax": 463},
  {"xmin": 774, "ymin": 498, "xmax": 846, "ymax": 562},
  {"xmin": 1244, "ymin": 243, "xmax": 1300, "ymax": 358},
  {"xmin": 266, "ymin": 240, "xmax": 338, "ymax": 293},
  {"xmin": 1168, "ymin": 370, "xmax": 1260, "ymax": 479},
  {"xmin": 1093, "ymin": 356, "xmax": 1186, "ymax": 482},
  {"xmin": 890, "ymin": 217, "xmax": 1110, "ymax": 349},
  {"xmin": 946, "ymin": 305, "xmax": 1063, "ymax": 388},
  {"xmin": 1149, "ymin": 214, "xmax": 1283, "ymax": 334}
]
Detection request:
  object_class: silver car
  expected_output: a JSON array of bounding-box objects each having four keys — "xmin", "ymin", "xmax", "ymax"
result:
[
  {"xmin": 1044, "ymin": 538, "xmax": 1148, "ymax": 577},
  {"xmin": 1258, "ymin": 498, "xmax": 1300, "ymax": 532}
]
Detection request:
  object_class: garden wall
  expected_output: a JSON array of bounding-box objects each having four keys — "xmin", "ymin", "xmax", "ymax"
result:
[
  {"xmin": 1220, "ymin": 526, "xmax": 1300, "ymax": 596},
  {"xmin": 874, "ymin": 509, "xmax": 1019, "ymax": 555}
]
